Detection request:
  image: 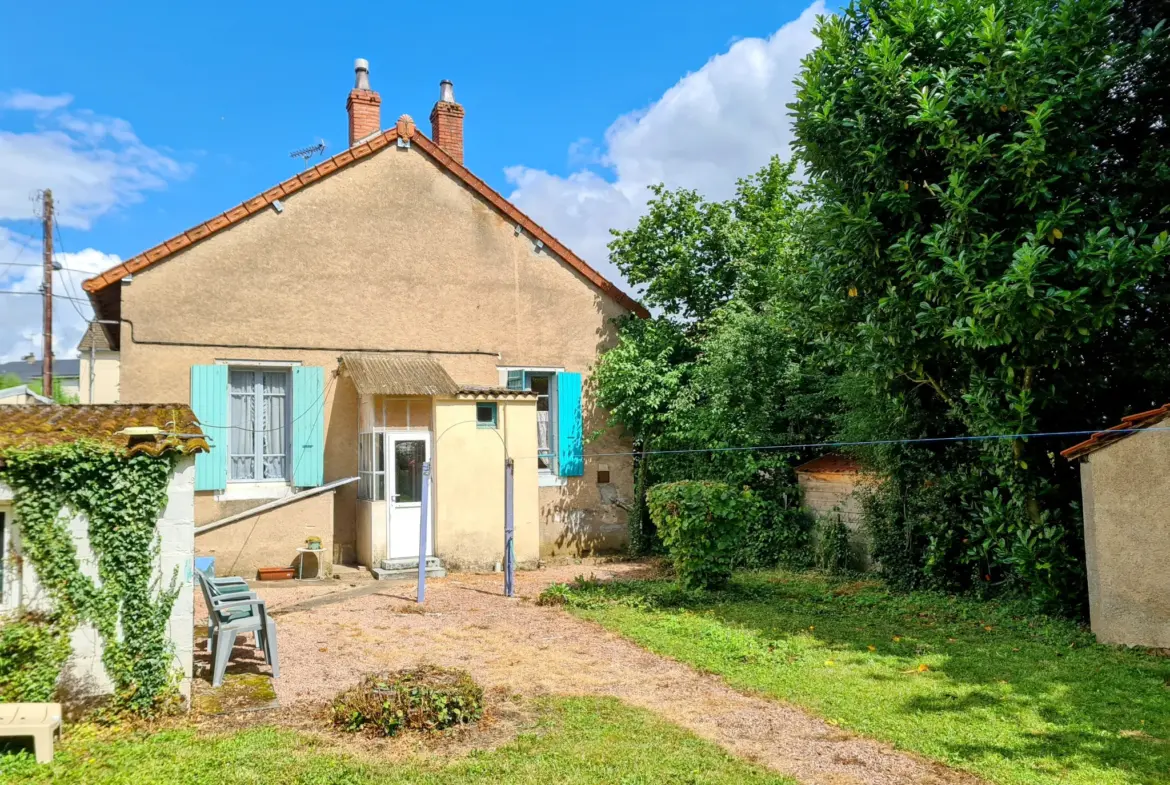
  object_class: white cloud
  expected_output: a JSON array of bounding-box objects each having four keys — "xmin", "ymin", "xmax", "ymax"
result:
[
  {"xmin": 0, "ymin": 91, "xmax": 187, "ymax": 362},
  {"xmin": 1, "ymin": 90, "xmax": 74, "ymax": 113},
  {"xmin": 0, "ymin": 226, "xmax": 118, "ymax": 362},
  {"xmin": 506, "ymin": 2, "xmax": 824, "ymax": 288},
  {"xmin": 0, "ymin": 93, "xmax": 190, "ymax": 229}
]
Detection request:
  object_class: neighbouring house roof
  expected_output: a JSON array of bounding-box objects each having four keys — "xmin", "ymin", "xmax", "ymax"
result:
[
  {"xmin": 0, "ymin": 359, "xmax": 81, "ymax": 383},
  {"xmin": 0, "ymin": 404, "xmax": 210, "ymax": 460},
  {"xmin": 77, "ymin": 322, "xmax": 113, "ymax": 352},
  {"xmin": 1060, "ymin": 404, "xmax": 1170, "ymax": 460},
  {"xmin": 794, "ymin": 454, "xmax": 863, "ymax": 475},
  {"xmin": 0, "ymin": 386, "xmax": 53, "ymax": 405},
  {"xmin": 341, "ymin": 354, "xmax": 460, "ymax": 396},
  {"xmin": 457, "ymin": 385, "xmax": 540, "ymax": 399},
  {"xmin": 81, "ymin": 117, "xmax": 649, "ymax": 319}
]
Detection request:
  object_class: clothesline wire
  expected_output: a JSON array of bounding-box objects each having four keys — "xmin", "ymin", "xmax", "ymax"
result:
[{"xmin": 184, "ymin": 421, "xmax": 1170, "ymax": 463}]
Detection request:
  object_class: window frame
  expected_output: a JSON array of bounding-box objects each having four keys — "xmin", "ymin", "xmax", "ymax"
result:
[
  {"xmin": 476, "ymin": 401, "xmax": 499, "ymax": 429},
  {"xmin": 358, "ymin": 432, "xmax": 386, "ymax": 501},
  {"xmin": 499, "ymin": 366, "xmax": 565, "ymax": 484},
  {"xmin": 227, "ymin": 367, "xmax": 291, "ymax": 484}
]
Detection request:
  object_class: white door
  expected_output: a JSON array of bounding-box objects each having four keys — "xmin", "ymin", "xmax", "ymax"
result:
[{"xmin": 385, "ymin": 433, "xmax": 432, "ymax": 560}]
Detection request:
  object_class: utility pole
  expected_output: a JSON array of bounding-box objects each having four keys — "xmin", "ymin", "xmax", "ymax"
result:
[{"xmin": 41, "ymin": 189, "xmax": 54, "ymax": 399}]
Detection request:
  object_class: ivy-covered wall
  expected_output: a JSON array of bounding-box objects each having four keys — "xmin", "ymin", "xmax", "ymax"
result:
[{"xmin": 0, "ymin": 453, "xmax": 196, "ymax": 710}]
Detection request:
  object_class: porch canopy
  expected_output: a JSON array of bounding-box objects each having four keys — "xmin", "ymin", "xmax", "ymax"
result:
[{"xmin": 340, "ymin": 354, "xmax": 460, "ymax": 396}]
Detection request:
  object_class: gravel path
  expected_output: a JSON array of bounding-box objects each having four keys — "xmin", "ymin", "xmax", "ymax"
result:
[{"xmin": 197, "ymin": 563, "xmax": 982, "ymax": 785}]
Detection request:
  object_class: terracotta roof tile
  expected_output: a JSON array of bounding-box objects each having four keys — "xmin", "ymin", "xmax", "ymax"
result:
[
  {"xmin": 81, "ymin": 124, "xmax": 648, "ymax": 318},
  {"xmin": 795, "ymin": 454, "xmax": 863, "ymax": 474},
  {"xmin": 1061, "ymin": 404, "xmax": 1170, "ymax": 460},
  {"xmin": 457, "ymin": 386, "xmax": 539, "ymax": 399},
  {"xmin": 0, "ymin": 404, "xmax": 210, "ymax": 460}
]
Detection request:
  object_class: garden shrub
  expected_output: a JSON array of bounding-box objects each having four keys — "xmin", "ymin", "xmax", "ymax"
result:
[
  {"xmin": 647, "ymin": 481, "xmax": 757, "ymax": 590},
  {"xmin": 0, "ymin": 612, "xmax": 72, "ymax": 702},
  {"xmin": 332, "ymin": 666, "xmax": 484, "ymax": 737}
]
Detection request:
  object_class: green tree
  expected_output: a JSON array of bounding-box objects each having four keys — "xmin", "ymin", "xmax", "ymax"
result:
[
  {"xmin": 597, "ymin": 159, "xmax": 826, "ymax": 566},
  {"xmin": 789, "ymin": 0, "xmax": 1170, "ymax": 609}
]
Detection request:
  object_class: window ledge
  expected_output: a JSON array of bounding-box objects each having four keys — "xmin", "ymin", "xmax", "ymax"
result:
[
  {"xmin": 215, "ymin": 483, "xmax": 293, "ymax": 502},
  {"xmin": 538, "ymin": 472, "xmax": 567, "ymax": 488}
]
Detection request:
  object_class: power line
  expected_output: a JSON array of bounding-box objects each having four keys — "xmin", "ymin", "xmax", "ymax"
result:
[
  {"xmin": 52, "ymin": 222, "xmax": 93, "ymax": 323},
  {"xmin": 2, "ymin": 260, "xmax": 94, "ymax": 275},
  {"xmin": 0, "ymin": 289, "xmax": 91, "ymax": 304},
  {"xmin": 0, "ymin": 241, "xmax": 30, "ymax": 280}
]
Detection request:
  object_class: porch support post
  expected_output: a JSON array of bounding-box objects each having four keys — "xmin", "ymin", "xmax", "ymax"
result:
[
  {"xmin": 417, "ymin": 461, "xmax": 431, "ymax": 603},
  {"xmin": 504, "ymin": 457, "xmax": 515, "ymax": 597}
]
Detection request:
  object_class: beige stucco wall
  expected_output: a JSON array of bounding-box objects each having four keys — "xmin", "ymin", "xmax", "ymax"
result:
[
  {"xmin": 78, "ymin": 350, "xmax": 121, "ymax": 403},
  {"xmin": 1078, "ymin": 430, "xmax": 1170, "ymax": 648},
  {"xmin": 113, "ymin": 140, "xmax": 633, "ymax": 564},
  {"xmin": 194, "ymin": 489, "xmax": 335, "ymax": 578},
  {"xmin": 433, "ymin": 397, "xmax": 539, "ymax": 569}
]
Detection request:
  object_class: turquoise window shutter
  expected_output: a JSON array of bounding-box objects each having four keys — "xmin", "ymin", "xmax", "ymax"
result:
[
  {"xmin": 190, "ymin": 365, "xmax": 228, "ymax": 491},
  {"xmin": 556, "ymin": 371, "xmax": 584, "ymax": 476},
  {"xmin": 506, "ymin": 369, "xmax": 525, "ymax": 390},
  {"xmin": 292, "ymin": 366, "xmax": 325, "ymax": 487}
]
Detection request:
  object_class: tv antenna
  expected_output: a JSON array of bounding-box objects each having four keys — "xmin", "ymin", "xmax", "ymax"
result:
[{"xmin": 289, "ymin": 139, "xmax": 327, "ymax": 163}]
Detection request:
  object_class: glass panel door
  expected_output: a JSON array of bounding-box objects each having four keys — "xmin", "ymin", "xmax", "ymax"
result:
[
  {"xmin": 394, "ymin": 440, "xmax": 425, "ymax": 503},
  {"xmin": 386, "ymin": 434, "xmax": 432, "ymax": 560}
]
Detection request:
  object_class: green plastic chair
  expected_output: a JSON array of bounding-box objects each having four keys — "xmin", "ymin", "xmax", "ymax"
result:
[{"xmin": 195, "ymin": 571, "xmax": 279, "ymax": 687}]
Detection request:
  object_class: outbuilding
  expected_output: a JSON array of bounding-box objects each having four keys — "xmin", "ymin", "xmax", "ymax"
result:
[
  {"xmin": 0, "ymin": 404, "xmax": 204, "ymax": 703},
  {"xmin": 1062, "ymin": 405, "xmax": 1170, "ymax": 648}
]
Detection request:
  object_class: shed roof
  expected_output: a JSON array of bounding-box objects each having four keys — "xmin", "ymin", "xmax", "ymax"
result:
[
  {"xmin": 341, "ymin": 354, "xmax": 460, "ymax": 396},
  {"xmin": 0, "ymin": 404, "xmax": 209, "ymax": 460},
  {"xmin": 794, "ymin": 454, "xmax": 863, "ymax": 474},
  {"xmin": 1060, "ymin": 404, "xmax": 1170, "ymax": 460},
  {"xmin": 0, "ymin": 386, "xmax": 52, "ymax": 405}
]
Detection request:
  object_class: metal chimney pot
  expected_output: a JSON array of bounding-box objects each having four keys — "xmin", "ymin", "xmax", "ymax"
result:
[
  {"xmin": 439, "ymin": 79, "xmax": 455, "ymax": 104},
  {"xmin": 354, "ymin": 58, "xmax": 370, "ymax": 90}
]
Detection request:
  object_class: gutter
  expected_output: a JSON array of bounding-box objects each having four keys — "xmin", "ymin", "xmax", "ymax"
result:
[{"xmin": 194, "ymin": 476, "xmax": 358, "ymax": 535}]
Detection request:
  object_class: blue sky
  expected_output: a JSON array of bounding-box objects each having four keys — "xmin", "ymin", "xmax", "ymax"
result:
[{"xmin": 0, "ymin": 0, "xmax": 826, "ymax": 360}]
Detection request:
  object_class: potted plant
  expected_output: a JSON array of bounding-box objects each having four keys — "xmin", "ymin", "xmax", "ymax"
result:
[{"xmin": 305, "ymin": 536, "xmax": 322, "ymax": 551}]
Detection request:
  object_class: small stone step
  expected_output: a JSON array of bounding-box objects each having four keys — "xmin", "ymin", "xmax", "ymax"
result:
[{"xmin": 373, "ymin": 556, "xmax": 446, "ymax": 581}]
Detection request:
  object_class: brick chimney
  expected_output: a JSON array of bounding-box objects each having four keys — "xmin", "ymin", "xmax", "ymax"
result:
[
  {"xmin": 429, "ymin": 80, "xmax": 465, "ymax": 164},
  {"xmin": 347, "ymin": 58, "xmax": 381, "ymax": 146}
]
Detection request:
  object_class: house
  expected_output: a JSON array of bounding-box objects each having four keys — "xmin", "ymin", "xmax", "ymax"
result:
[
  {"xmin": 794, "ymin": 454, "xmax": 874, "ymax": 568},
  {"xmin": 0, "ymin": 385, "xmax": 52, "ymax": 405},
  {"xmin": 80, "ymin": 59, "xmax": 646, "ymax": 578},
  {"xmin": 0, "ymin": 358, "xmax": 81, "ymax": 401},
  {"xmin": 78, "ymin": 323, "xmax": 120, "ymax": 403},
  {"xmin": 1062, "ymin": 405, "xmax": 1170, "ymax": 648},
  {"xmin": 0, "ymin": 404, "xmax": 204, "ymax": 701}
]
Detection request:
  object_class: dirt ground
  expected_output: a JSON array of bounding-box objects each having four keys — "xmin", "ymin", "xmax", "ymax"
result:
[{"xmin": 194, "ymin": 562, "xmax": 981, "ymax": 785}]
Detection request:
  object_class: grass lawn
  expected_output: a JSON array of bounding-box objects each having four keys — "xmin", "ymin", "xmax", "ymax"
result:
[
  {"xmin": 559, "ymin": 570, "xmax": 1170, "ymax": 785},
  {"xmin": 0, "ymin": 696, "xmax": 795, "ymax": 785}
]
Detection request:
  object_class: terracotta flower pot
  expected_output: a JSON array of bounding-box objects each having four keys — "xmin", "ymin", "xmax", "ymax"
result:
[{"xmin": 257, "ymin": 566, "xmax": 296, "ymax": 581}]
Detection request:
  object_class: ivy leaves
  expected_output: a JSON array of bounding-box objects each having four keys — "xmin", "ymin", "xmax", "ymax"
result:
[{"xmin": 0, "ymin": 442, "xmax": 180, "ymax": 715}]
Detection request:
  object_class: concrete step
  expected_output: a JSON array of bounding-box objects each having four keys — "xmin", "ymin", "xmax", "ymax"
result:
[{"xmin": 373, "ymin": 556, "xmax": 446, "ymax": 581}]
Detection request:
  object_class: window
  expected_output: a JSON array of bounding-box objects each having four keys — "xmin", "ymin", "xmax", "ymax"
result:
[
  {"xmin": 358, "ymin": 433, "xmax": 385, "ymax": 500},
  {"xmin": 505, "ymin": 369, "xmax": 558, "ymax": 472},
  {"xmin": 229, "ymin": 369, "xmax": 289, "ymax": 481},
  {"xmin": 476, "ymin": 402, "xmax": 498, "ymax": 428}
]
